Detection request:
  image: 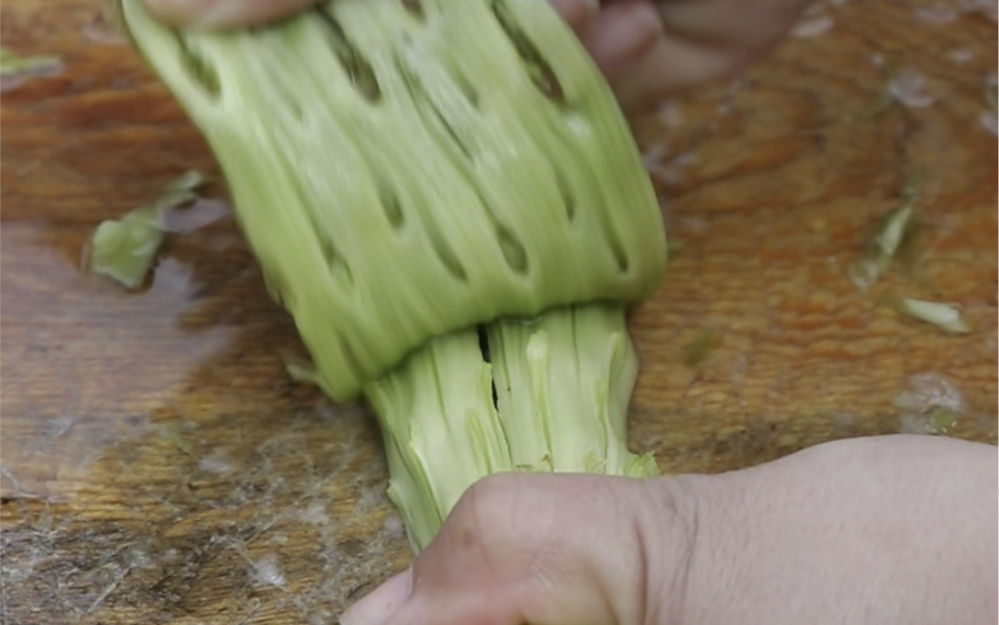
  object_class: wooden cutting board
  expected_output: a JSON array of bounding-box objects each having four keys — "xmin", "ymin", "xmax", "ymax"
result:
[{"xmin": 2, "ymin": 1, "xmax": 995, "ymax": 623}]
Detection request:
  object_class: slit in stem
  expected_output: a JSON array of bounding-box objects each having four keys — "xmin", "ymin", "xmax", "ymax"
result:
[
  {"xmin": 400, "ymin": 0, "xmax": 425, "ymax": 19},
  {"xmin": 491, "ymin": 0, "xmax": 565, "ymax": 102},
  {"xmin": 394, "ymin": 55, "xmax": 474, "ymax": 160},
  {"xmin": 315, "ymin": 8, "xmax": 382, "ymax": 102},
  {"xmin": 555, "ymin": 169, "xmax": 575, "ymax": 222},
  {"xmin": 497, "ymin": 226, "xmax": 528, "ymax": 274},
  {"xmin": 426, "ymin": 226, "xmax": 469, "ymax": 282},
  {"xmin": 607, "ymin": 232, "xmax": 629, "ymax": 273},
  {"xmin": 378, "ymin": 183, "xmax": 405, "ymax": 229},
  {"xmin": 477, "ymin": 325, "xmax": 500, "ymax": 409},
  {"xmin": 173, "ymin": 31, "xmax": 220, "ymax": 97}
]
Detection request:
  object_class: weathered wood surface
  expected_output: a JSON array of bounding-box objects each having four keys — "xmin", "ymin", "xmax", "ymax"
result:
[{"xmin": 1, "ymin": 0, "xmax": 996, "ymax": 622}]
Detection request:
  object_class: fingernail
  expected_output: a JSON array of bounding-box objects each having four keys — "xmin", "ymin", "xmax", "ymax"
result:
[{"xmin": 340, "ymin": 568, "xmax": 412, "ymax": 625}]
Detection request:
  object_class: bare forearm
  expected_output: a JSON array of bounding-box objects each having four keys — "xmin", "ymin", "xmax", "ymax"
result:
[{"xmin": 671, "ymin": 436, "xmax": 998, "ymax": 625}]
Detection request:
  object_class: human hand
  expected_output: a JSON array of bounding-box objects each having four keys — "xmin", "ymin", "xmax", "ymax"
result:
[
  {"xmin": 340, "ymin": 434, "xmax": 996, "ymax": 625},
  {"xmin": 141, "ymin": 0, "xmax": 815, "ymax": 111}
]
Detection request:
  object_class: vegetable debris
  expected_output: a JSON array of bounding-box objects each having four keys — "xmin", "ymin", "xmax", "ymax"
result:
[
  {"xmin": 895, "ymin": 299, "xmax": 972, "ymax": 334},
  {"xmin": 685, "ymin": 329, "xmax": 722, "ymax": 368},
  {"xmin": 0, "ymin": 47, "xmax": 62, "ymax": 77},
  {"xmin": 888, "ymin": 68, "xmax": 935, "ymax": 109},
  {"xmin": 119, "ymin": 0, "xmax": 667, "ymax": 551},
  {"xmin": 895, "ymin": 372, "xmax": 966, "ymax": 435},
  {"xmin": 88, "ymin": 206, "xmax": 166, "ymax": 289},
  {"xmin": 849, "ymin": 170, "xmax": 923, "ymax": 292},
  {"xmin": 0, "ymin": 47, "xmax": 62, "ymax": 92},
  {"xmin": 87, "ymin": 170, "xmax": 211, "ymax": 289},
  {"xmin": 983, "ymin": 73, "xmax": 998, "ymax": 136}
]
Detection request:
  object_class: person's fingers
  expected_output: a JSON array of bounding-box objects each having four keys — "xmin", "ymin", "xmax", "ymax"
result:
[
  {"xmin": 142, "ymin": 0, "xmax": 319, "ymax": 28},
  {"xmin": 601, "ymin": 0, "xmax": 816, "ymax": 110},
  {"xmin": 548, "ymin": 0, "xmax": 600, "ymax": 36},
  {"xmin": 338, "ymin": 569, "xmax": 412, "ymax": 625},
  {"xmin": 340, "ymin": 472, "xmax": 696, "ymax": 625},
  {"xmin": 654, "ymin": 0, "xmax": 812, "ymax": 47},
  {"xmin": 610, "ymin": 35, "xmax": 740, "ymax": 113},
  {"xmin": 582, "ymin": 1, "xmax": 663, "ymax": 84}
]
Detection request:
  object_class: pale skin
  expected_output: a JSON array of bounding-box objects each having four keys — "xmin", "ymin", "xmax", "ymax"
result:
[{"xmin": 141, "ymin": 1, "xmax": 999, "ymax": 623}]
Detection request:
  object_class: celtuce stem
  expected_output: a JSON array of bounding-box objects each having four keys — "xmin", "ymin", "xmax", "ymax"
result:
[{"xmin": 364, "ymin": 302, "xmax": 657, "ymax": 552}]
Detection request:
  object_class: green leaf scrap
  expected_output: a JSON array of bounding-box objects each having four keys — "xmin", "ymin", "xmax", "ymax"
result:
[
  {"xmin": 1, "ymin": 47, "xmax": 62, "ymax": 79},
  {"xmin": 849, "ymin": 170, "xmax": 923, "ymax": 292},
  {"xmin": 87, "ymin": 170, "xmax": 210, "ymax": 289}
]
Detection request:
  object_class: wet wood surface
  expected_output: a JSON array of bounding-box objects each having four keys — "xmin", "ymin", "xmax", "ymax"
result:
[{"xmin": 1, "ymin": 0, "xmax": 996, "ymax": 623}]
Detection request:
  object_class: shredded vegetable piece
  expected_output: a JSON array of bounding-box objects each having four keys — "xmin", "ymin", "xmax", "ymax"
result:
[
  {"xmin": 684, "ymin": 329, "xmax": 722, "ymax": 368},
  {"xmin": 285, "ymin": 358, "xmax": 322, "ymax": 385},
  {"xmin": 849, "ymin": 170, "xmax": 923, "ymax": 292},
  {"xmin": 87, "ymin": 170, "xmax": 211, "ymax": 289},
  {"xmin": 895, "ymin": 299, "xmax": 972, "ymax": 334},
  {"xmin": 791, "ymin": 14, "xmax": 834, "ymax": 38},
  {"xmin": 88, "ymin": 207, "xmax": 166, "ymax": 289},
  {"xmin": 983, "ymin": 74, "xmax": 998, "ymax": 136},
  {"xmin": 0, "ymin": 47, "xmax": 62, "ymax": 77}
]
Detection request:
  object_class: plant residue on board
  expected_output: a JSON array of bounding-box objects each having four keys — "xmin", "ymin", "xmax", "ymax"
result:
[
  {"xmin": 892, "ymin": 298, "xmax": 972, "ymax": 333},
  {"xmin": 895, "ymin": 372, "xmax": 966, "ymax": 434},
  {"xmin": 848, "ymin": 171, "xmax": 977, "ymax": 336},
  {"xmin": 0, "ymin": 47, "xmax": 62, "ymax": 92},
  {"xmin": 685, "ymin": 329, "xmax": 723, "ymax": 368},
  {"xmin": 849, "ymin": 170, "xmax": 923, "ymax": 292},
  {"xmin": 982, "ymin": 73, "xmax": 997, "ymax": 136},
  {"xmin": 85, "ymin": 170, "xmax": 230, "ymax": 289}
]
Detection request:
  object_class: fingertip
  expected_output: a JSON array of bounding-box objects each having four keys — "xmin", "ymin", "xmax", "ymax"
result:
[
  {"xmin": 549, "ymin": 0, "xmax": 599, "ymax": 34},
  {"xmin": 140, "ymin": 0, "xmax": 199, "ymax": 25},
  {"xmin": 340, "ymin": 568, "xmax": 412, "ymax": 625},
  {"xmin": 585, "ymin": 1, "xmax": 664, "ymax": 83}
]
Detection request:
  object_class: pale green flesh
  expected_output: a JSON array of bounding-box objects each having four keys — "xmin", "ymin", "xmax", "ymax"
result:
[
  {"xmin": 896, "ymin": 299, "xmax": 972, "ymax": 334},
  {"xmin": 119, "ymin": 0, "xmax": 667, "ymax": 403},
  {"xmin": 366, "ymin": 303, "xmax": 657, "ymax": 552}
]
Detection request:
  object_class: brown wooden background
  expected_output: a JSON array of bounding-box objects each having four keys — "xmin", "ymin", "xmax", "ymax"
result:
[{"xmin": 2, "ymin": 0, "xmax": 996, "ymax": 623}]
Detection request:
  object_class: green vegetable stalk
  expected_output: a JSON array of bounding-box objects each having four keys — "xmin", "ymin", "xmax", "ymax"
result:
[
  {"xmin": 369, "ymin": 305, "xmax": 656, "ymax": 550},
  {"xmin": 118, "ymin": 0, "xmax": 666, "ymax": 551}
]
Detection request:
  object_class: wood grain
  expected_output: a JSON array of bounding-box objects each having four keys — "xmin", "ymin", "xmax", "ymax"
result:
[{"xmin": 1, "ymin": 0, "xmax": 996, "ymax": 623}]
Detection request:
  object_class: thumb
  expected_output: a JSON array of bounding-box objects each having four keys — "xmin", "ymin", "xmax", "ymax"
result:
[{"xmin": 340, "ymin": 472, "xmax": 696, "ymax": 625}]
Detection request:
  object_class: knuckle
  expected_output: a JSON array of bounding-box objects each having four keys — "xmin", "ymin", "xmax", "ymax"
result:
[{"xmin": 444, "ymin": 473, "xmax": 557, "ymax": 571}]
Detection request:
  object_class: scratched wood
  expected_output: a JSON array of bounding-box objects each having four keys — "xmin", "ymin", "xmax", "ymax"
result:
[{"xmin": 1, "ymin": 0, "xmax": 996, "ymax": 623}]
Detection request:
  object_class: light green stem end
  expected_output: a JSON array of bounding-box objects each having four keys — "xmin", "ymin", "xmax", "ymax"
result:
[{"xmin": 364, "ymin": 303, "xmax": 657, "ymax": 552}]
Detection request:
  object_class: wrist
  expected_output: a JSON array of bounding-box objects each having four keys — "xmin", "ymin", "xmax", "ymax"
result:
[{"xmin": 632, "ymin": 475, "xmax": 705, "ymax": 625}]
